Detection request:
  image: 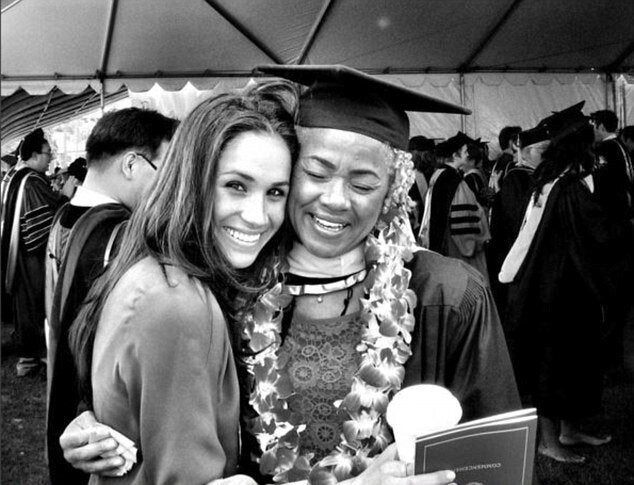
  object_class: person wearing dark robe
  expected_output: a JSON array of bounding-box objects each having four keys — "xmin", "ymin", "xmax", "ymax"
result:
[
  {"xmin": 59, "ymin": 65, "xmax": 520, "ymax": 485},
  {"xmin": 488, "ymin": 125, "xmax": 549, "ymax": 318},
  {"xmin": 464, "ymin": 139, "xmax": 493, "ymax": 210},
  {"xmin": 499, "ymin": 104, "xmax": 633, "ymax": 464},
  {"xmin": 420, "ymin": 132, "xmax": 490, "ymax": 283},
  {"xmin": 590, "ymin": 111, "xmax": 634, "ymax": 377},
  {"xmin": 407, "ymin": 135, "xmax": 436, "ymax": 234},
  {"xmin": 45, "ymin": 108, "xmax": 177, "ymax": 485},
  {"xmin": 591, "ymin": 110, "xmax": 633, "ymax": 221},
  {"xmin": 488, "ymin": 126, "xmax": 521, "ymax": 194},
  {"xmin": 1, "ymin": 129, "xmax": 60, "ymax": 376}
]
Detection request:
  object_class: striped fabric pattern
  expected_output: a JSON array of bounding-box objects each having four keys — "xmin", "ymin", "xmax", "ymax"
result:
[
  {"xmin": 21, "ymin": 204, "xmax": 55, "ymax": 252},
  {"xmin": 450, "ymin": 203, "xmax": 482, "ymax": 235}
]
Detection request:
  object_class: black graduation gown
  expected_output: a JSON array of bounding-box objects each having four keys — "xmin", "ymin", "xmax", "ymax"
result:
[
  {"xmin": 428, "ymin": 165, "xmax": 462, "ymax": 254},
  {"xmin": 238, "ymin": 250, "xmax": 521, "ymax": 481},
  {"xmin": 404, "ymin": 250, "xmax": 520, "ymax": 421},
  {"xmin": 505, "ymin": 174, "xmax": 633, "ymax": 419},
  {"xmin": 488, "ymin": 165, "xmax": 533, "ymax": 316},
  {"xmin": 46, "ymin": 202, "xmax": 130, "ymax": 485},
  {"xmin": 594, "ymin": 138, "xmax": 633, "ymax": 220},
  {"xmin": 1, "ymin": 167, "xmax": 60, "ymax": 355}
]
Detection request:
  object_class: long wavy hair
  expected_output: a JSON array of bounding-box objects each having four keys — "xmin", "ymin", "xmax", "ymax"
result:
[
  {"xmin": 533, "ymin": 123, "xmax": 595, "ymax": 201},
  {"xmin": 70, "ymin": 80, "xmax": 299, "ymax": 401}
]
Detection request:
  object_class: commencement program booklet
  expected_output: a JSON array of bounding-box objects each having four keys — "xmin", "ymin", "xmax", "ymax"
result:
[{"xmin": 414, "ymin": 408, "xmax": 537, "ymax": 485}]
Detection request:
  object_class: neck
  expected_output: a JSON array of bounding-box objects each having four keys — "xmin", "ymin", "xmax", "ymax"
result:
[
  {"xmin": 446, "ymin": 160, "xmax": 462, "ymax": 170},
  {"xmin": 288, "ymin": 241, "xmax": 366, "ymax": 278},
  {"xmin": 24, "ymin": 158, "xmax": 43, "ymax": 172},
  {"xmin": 82, "ymin": 171, "xmax": 125, "ymax": 206}
]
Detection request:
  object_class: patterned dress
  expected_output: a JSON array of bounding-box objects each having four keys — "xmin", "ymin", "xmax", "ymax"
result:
[{"xmin": 279, "ymin": 310, "xmax": 365, "ymax": 459}]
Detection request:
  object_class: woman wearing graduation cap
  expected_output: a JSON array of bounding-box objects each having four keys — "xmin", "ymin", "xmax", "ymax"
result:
[
  {"xmin": 61, "ymin": 65, "xmax": 520, "ymax": 485},
  {"xmin": 500, "ymin": 102, "xmax": 633, "ymax": 463}
]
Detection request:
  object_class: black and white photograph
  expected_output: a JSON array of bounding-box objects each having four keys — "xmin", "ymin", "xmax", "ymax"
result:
[{"xmin": 1, "ymin": 1, "xmax": 633, "ymax": 484}]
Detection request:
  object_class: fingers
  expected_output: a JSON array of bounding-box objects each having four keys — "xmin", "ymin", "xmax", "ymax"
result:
[
  {"xmin": 63, "ymin": 437, "xmax": 119, "ymax": 466},
  {"xmin": 75, "ymin": 455, "xmax": 126, "ymax": 475},
  {"xmin": 410, "ymin": 470, "xmax": 456, "ymax": 485},
  {"xmin": 380, "ymin": 461, "xmax": 411, "ymax": 478},
  {"xmin": 379, "ymin": 462, "xmax": 456, "ymax": 484},
  {"xmin": 59, "ymin": 425, "xmax": 111, "ymax": 449}
]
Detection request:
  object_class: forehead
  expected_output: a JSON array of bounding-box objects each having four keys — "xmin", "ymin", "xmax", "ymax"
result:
[
  {"xmin": 297, "ymin": 127, "xmax": 390, "ymax": 177},
  {"xmin": 217, "ymin": 131, "xmax": 290, "ymax": 176}
]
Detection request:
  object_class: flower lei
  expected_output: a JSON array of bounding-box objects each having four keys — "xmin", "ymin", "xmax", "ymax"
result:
[{"xmin": 241, "ymin": 148, "xmax": 420, "ymax": 484}]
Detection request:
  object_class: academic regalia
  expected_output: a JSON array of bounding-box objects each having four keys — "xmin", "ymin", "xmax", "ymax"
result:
[
  {"xmin": 426, "ymin": 165, "xmax": 462, "ymax": 253},
  {"xmin": 46, "ymin": 202, "xmax": 130, "ymax": 485},
  {"xmin": 594, "ymin": 137, "xmax": 634, "ymax": 221},
  {"xmin": 464, "ymin": 167, "xmax": 488, "ymax": 206},
  {"xmin": 488, "ymin": 152, "xmax": 515, "ymax": 193},
  {"xmin": 246, "ymin": 249, "xmax": 520, "ymax": 469},
  {"xmin": 1, "ymin": 165, "xmax": 59, "ymax": 357},
  {"xmin": 504, "ymin": 174, "xmax": 633, "ymax": 418},
  {"xmin": 488, "ymin": 165, "xmax": 534, "ymax": 315},
  {"xmin": 423, "ymin": 165, "xmax": 490, "ymax": 282}
]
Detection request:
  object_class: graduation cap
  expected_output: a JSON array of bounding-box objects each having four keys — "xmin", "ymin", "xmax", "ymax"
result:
[
  {"xmin": 256, "ymin": 64, "xmax": 470, "ymax": 150},
  {"xmin": 408, "ymin": 135, "xmax": 436, "ymax": 152},
  {"xmin": 435, "ymin": 131, "xmax": 474, "ymax": 158},
  {"xmin": 519, "ymin": 126, "xmax": 550, "ymax": 148},
  {"xmin": 537, "ymin": 101, "xmax": 588, "ymax": 140}
]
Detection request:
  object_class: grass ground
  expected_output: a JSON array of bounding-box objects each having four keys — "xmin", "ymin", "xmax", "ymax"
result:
[{"xmin": 1, "ymin": 322, "xmax": 633, "ymax": 485}]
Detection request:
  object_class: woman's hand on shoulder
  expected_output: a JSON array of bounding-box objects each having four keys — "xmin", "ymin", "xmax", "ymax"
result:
[
  {"xmin": 59, "ymin": 411, "xmax": 125, "ymax": 476},
  {"xmin": 345, "ymin": 444, "xmax": 456, "ymax": 485}
]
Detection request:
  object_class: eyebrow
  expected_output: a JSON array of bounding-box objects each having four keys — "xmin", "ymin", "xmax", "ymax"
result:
[
  {"xmin": 220, "ymin": 170, "xmax": 289, "ymax": 187},
  {"xmin": 306, "ymin": 155, "xmax": 382, "ymax": 178}
]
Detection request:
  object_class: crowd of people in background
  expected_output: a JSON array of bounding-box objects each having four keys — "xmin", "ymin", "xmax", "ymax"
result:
[{"xmin": 1, "ymin": 64, "xmax": 633, "ymax": 484}]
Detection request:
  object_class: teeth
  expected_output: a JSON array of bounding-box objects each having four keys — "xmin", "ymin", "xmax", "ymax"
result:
[
  {"xmin": 313, "ymin": 215, "xmax": 345, "ymax": 232},
  {"xmin": 225, "ymin": 228, "xmax": 260, "ymax": 243}
]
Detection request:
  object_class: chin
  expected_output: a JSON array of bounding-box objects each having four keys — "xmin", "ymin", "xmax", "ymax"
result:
[
  {"xmin": 301, "ymin": 239, "xmax": 344, "ymax": 259},
  {"xmin": 229, "ymin": 256, "xmax": 258, "ymax": 270}
]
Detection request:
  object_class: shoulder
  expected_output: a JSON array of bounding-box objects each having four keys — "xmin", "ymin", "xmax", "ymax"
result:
[
  {"xmin": 106, "ymin": 257, "xmax": 223, "ymax": 341},
  {"xmin": 503, "ymin": 167, "xmax": 532, "ymax": 187},
  {"xmin": 26, "ymin": 170, "xmax": 53, "ymax": 189},
  {"xmin": 407, "ymin": 249, "xmax": 488, "ymax": 309}
]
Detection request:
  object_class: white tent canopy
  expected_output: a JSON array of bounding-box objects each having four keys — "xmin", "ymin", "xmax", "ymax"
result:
[{"xmin": 2, "ymin": 0, "xmax": 633, "ymax": 147}]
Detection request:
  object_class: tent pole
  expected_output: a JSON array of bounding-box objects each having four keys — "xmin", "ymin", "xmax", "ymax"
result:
[
  {"xmin": 622, "ymin": 78, "xmax": 628, "ymax": 125},
  {"xmin": 459, "ymin": 73, "xmax": 466, "ymax": 133},
  {"xmin": 611, "ymin": 73, "xmax": 618, "ymax": 115}
]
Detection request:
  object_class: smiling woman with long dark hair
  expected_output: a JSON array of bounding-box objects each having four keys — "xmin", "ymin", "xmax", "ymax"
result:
[{"xmin": 68, "ymin": 80, "xmax": 299, "ymax": 484}]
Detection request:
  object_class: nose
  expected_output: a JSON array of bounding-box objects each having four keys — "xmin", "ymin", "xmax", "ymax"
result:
[
  {"xmin": 320, "ymin": 178, "xmax": 351, "ymax": 211},
  {"xmin": 241, "ymin": 194, "xmax": 268, "ymax": 228}
]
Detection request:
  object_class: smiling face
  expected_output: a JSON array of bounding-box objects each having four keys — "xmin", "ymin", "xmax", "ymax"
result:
[
  {"xmin": 213, "ymin": 131, "xmax": 291, "ymax": 269},
  {"xmin": 289, "ymin": 127, "xmax": 391, "ymax": 258}
]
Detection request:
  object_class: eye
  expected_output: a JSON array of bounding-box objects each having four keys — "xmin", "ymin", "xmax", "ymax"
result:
[
  {"xmin": 351, "ymin": 184, "xmax": 374, "ymax": 193},
  {"xmin": 226, "ymin": 181, "xmax": 246, "ymax": 192},
  {"xmin": 304, "ymin": 169, "xmax": 326, "ymax": 180},
  {"xmin": 267, "ymin": 187, "xmax": 287, "ymax": 199}
]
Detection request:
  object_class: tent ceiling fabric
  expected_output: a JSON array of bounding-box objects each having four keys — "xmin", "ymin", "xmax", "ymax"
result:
[
  {"xmin": 2, "ymin": 0, "xmax": 633, "ymax": 97},
  {"xmin": 1, "ymin": 87, "xmax": 128, "ymax": 145}
]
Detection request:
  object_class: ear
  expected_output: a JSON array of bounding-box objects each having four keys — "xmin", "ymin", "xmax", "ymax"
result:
[{"xmin": 120, "ymin": 152, "xmax": 136, "ymax": 180}]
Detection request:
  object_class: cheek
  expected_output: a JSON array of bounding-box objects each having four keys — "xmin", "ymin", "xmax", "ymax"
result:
[
  {"xmin": 268, "ymin": 202, "xmax": 286, "ymax": 232},
  {"xmin": 289, "ymin": 172, "xmax": 319, "ymax": 207},
  {"xmin": 356, "ymin": 191, "xmax": 387, "ymax": 229}
]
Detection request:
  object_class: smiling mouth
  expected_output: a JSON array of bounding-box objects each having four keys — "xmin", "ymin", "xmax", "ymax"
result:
[
  {"xmin": 224, "ymin": 227, "xmax": 262, "ymax": 244},
  {"xmin": 311, "ymin": 214, "xmax": 348, "ymax": 233}
]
